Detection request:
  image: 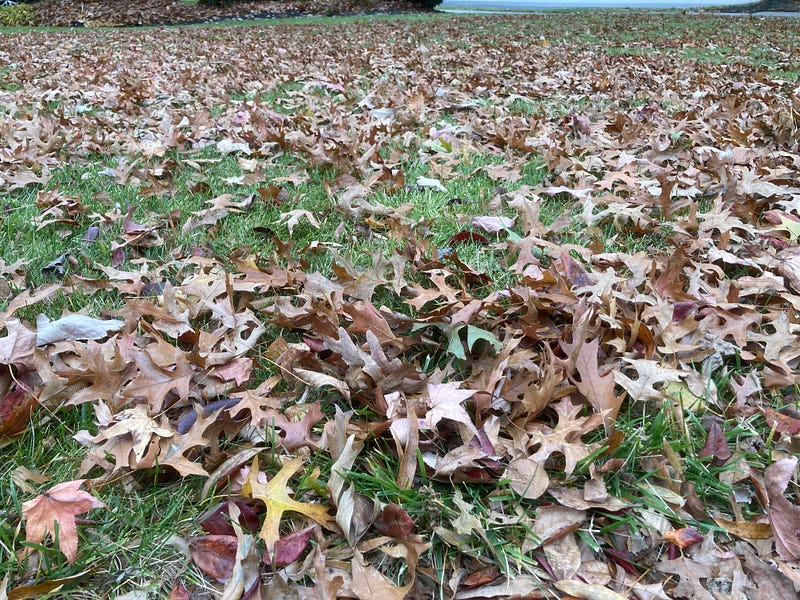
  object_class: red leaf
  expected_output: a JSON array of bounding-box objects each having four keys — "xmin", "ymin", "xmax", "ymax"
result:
[
  {"xmin": 262, "ymin": 525, "xmax": 315, "ymax": 568},
  {"xmin": 198, "ymin": 501, "xmax": 260, "ymax": 536},
  {"xmin": 0, "ymin": 384, "xmax": 38, "ymax": 437},
  {"xmin": 374, "ymin": 503, "xmax": 414, "ymax": 538},
  {"xmin": 447, "ymin": 231, "xmax": 490, "ymax": 246},
  {"xmin": 189, "ymin": 535, "xmax": 238, "ymax": 582},
  {"xmin": 671, "ymin": 301, "xmax": 697, "ymax": 322},
  {"xmin": 168, "ymin": 582, "xmax": 191, "ymax": 600},
  {"xmin": 303, "ymin": 336, "xmax": 326, "ymax": 353},
  {"xmin": 663, "ymin": 527, "xmax": 703, "ymax": 550}
]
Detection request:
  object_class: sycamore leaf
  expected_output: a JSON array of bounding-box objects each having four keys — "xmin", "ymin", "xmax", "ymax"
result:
[
  {"xmin": 21, "ymin": 480, "xmax": 106, "ymax": 564},
  {"xmin": 241, "ymin": 456, "xmax": 334, "ymax": 554}
]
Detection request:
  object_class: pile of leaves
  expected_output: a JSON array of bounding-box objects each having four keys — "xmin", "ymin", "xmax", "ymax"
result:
[
  {"xmin": 1, "ymin": 11, "xmax": 800, "ymax": 600},
  {"xmin": 30, "ymin": 0, "xmax": 428, "ymax": 27}
]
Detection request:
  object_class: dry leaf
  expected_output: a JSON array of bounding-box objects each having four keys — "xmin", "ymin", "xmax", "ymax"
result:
[
  {"xmin": 21, "ymin": 480, "xmax": 106, "ymax": 564},
  {"xmin": 242, "ymin": 456, "xmax": 334, "ymax": 554}
]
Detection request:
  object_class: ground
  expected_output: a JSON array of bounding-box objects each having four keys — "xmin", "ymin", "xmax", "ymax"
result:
[{"xmin": 1, "ymin": 6, "xmax": 800, "ymax": 600}]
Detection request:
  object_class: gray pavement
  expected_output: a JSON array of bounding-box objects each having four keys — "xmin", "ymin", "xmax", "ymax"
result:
[{"xmin": 440, "ymin": 0, "xmax": 763, "ymax": 10}]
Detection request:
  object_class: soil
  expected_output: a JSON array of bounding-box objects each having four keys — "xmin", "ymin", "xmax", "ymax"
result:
[{"xmin": 30, "ymin": 0, "xmax": 429, "ymax": 27}]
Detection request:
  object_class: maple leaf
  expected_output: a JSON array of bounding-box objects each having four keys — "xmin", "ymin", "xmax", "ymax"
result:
[
  {"xmin": 241, "ymin": 456, "xmax": 334, "ymax": 554},
  {"xmin": 21, "ymin": 479, "xmax": 106, "ymax": 564}
]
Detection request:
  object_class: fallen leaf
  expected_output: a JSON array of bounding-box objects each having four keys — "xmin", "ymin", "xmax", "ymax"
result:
[
  {"xmin": 765, "ymin": 457, "xmax": 800, "ymax": 560},
  {"xmin": 263, "ymin": 525, "xmax": 315, "ymax": 568},
  {"xmin": 350, "ymin": 549, "xmax": 411, "ymax": 600},
  {"xmin": 555, "ymin": 579, "xmax": 628, "ymax": 600},
  {"xmin": 189, "ymin": 535, "xmax": 238, "ymax": 582},
  {"xmin": 662, "ymin": 527, "xmax": 703, "ymax": 550},
  {"xmin": 21, "ymin": 480, "xmax": 106, "ymax": 564},
  {"xmin": 242, "ymin": 456, "xmax": 334, "ymax": 554},
  {"xmin": 374, "ymin": 503, "xmax": 414, "ymax": 539},
  {"xmin": 697, "ymin": 420, "xmax": 731, "ymax": 466}
]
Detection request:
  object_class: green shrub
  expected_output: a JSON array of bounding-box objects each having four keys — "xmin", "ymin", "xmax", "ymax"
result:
[{"xmin": 0, "ymin": 3, "xmax": 35, "ymax": 26}]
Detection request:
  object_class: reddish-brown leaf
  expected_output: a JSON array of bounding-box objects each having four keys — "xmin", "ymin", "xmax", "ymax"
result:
[
  {"xmin": 168, "ymin": 582, "xmax": 191, "ymax": 600},
  {"xmin": 262, "ymin": 525, "xmax": 315, "ymax": 568},
  {"xmin": 663, "ymin": 527, "xmax": 704, "ymax": 550},
  {"xmin": 374, "ymin": 503, "xmax": 414, "ymax": 538},
  {"xmin": 447, "ymin": 231, "xmax": 490, "ymax": 246},
  {"xmin": 0, "ymin": 384, "xmax": 38, "ymax": 438},
  {"xmin": 698, "ymin": 420, "xmax": 731, "ymax": 467},
  {"xmin": 460, "ymin": 565, "xmax": 501, "ymax": 590},
  {"xmin": 198, "ymin": 501, "xmax": 260, "ymax": 536},
  {"xmin": 763, "ymin": 408, "xmax": 800, "ymax": 436},
  {"xmin": 189, "ymin": 535, "xmax": 238, "ymax": 582}
]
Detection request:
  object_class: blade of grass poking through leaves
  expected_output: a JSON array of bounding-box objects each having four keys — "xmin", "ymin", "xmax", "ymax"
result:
[{"xmin": 241, "ymin": 456, "xmax": 334, "ymax": 556}]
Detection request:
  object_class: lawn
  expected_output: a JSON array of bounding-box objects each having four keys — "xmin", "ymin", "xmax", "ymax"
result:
[{"xmin": 1, "ymin": 10, "xmax": 800, "ymax": 599}]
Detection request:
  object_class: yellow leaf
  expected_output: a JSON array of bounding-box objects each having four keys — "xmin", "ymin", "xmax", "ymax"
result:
[
  {"xmin": 663, "ymin": 381, "xmax": 705, "ymax": 412},
  {"xmin": 242, "ymin": 456, "xmax": 335, "ymax": 553},
  {"xmin": 772, "ymin": 215, "xmax": 800, "ymax": 243},
  {"xmin": 714, "ymin": 517, "xmax": 773, "ymax": 539}
]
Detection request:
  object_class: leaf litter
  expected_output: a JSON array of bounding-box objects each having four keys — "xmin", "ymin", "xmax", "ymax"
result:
[{"xmin": 1, "ymin": 10, "xmax": 800, "ymax": 599}]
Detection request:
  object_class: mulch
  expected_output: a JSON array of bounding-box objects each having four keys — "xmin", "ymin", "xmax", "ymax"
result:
[{"xmin": 31, "ymin": 0, "xmax": 428, "ymax": 27}]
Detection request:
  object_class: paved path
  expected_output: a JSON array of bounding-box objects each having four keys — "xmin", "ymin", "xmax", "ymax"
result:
[{"xmin": 440, "ymin": 0, "xmax": 762, "ymax": 10}]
